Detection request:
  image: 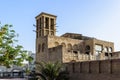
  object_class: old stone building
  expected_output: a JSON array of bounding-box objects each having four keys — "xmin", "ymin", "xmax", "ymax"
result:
[
  {"xmin": 35, "ymin": 12, "xmax": 114, "ymax": 63},
  {"xmin": 35, "ymin": 12, "xmax": 120, "ymax": 80}
]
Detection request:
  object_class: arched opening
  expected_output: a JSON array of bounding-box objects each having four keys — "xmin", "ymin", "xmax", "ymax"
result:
[
  {"xmin": 67, "ymin": 43, "xmax": 72, "ymax": 52},
  {"xmin": 109, "ymin": 47, "xmax": 113, "ymax": 57},
  {"xmin": 73, "ymin": 44, "xmax": 79, "ymax": 59},
  {"xmin": 67, "ymin": 44, "xmax": 72, "ymax": 49},
  {"xmin": 73, "ymin": 44, "xmax": 78, "ymax": 50},
  {"xmin": 104, "ymin": 47, "xmax": 109, "ymax": 57},
  {"xmin": 109, "ymin": 47, "xmax": 112, "ymax": 52},
  {"xmin": 85, "ymin": 45, "xmax": 90, "ymax": 55},
  {"xmin": 79, "ymin": 44, "xmax": 84, "ymax": 53},
  {"xmin": 61, "ymin": 42, "xmax": 66, "ymax": 48},
  {"xmin": 104, "ymin": 47, "xmax": 108, "ymax": 53}
]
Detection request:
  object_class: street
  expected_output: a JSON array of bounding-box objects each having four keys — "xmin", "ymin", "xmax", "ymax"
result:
[{"xmin": 0, "ymin": 78, "xmax": 26, "ymax": 80}]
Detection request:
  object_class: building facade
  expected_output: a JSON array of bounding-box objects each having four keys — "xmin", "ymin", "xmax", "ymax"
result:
[{"xmin": 36, "ymin": 12, "xmax": 114, "ymax": 63}]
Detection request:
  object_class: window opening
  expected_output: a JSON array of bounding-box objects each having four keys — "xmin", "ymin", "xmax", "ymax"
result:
[
  {"xmin": 95, "ymin": 45, "xmax": 102, "ymax": 56},
  {"xmin": 105, "ymin": 53, "xmax": 108, "ymax": 56},
  {"xmin": 50, "ymin": 18, "xmax": 54, "ymax": 30},
  {"xmin": 45, "ymin": 17, "xmax": 49, "ymax": 29},
  {"xmin": 38, "ymin": 44, "xmax": 41, "ymax": 52},
  {"xmin": 40, "ymin": 18, "xmax": 41, "ymax": 29},
  {"xmin": 85, "ymin": 45, "xmax": 90, "ymax": 55},
  {"xmin": 42, "ymin": 43, "xmax": 45, "ymax": 52}
]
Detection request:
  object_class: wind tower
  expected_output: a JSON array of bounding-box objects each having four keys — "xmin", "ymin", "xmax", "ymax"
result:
[
  {"xmin": 35, "ymin": 12, "xmax": 57, "ymax": 62},
  {"xmin": 35, "ymin": 12, "xmax": 57, "ymax": 38}
]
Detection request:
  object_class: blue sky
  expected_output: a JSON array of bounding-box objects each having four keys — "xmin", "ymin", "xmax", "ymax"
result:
[{"xmin": 0, "ymin": 0, "xmax": 120, "ymax": 52}]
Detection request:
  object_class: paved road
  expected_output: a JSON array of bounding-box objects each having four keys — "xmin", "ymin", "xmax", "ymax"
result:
[{"xmin": 0, "ymin": 78, "xmax": 26, "ymax": 80}]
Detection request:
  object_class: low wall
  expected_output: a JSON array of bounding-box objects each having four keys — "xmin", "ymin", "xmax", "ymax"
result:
[{"xmin": 66, "ymin": 59, "xmax": 120, "ymax": 80}]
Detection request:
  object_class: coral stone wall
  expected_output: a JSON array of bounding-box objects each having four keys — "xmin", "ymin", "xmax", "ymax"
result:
[
  {"xmin": 66, "ymin": 59, "xmax": 120, "ymax": 80},
  {"xmin": 48, "ymin": 45, "xmax": 63, "ymax": 63}
]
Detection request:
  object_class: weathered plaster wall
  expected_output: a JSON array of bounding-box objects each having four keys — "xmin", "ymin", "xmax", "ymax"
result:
[{"xmin": 66, "ymin": 59, "xmax": 120, "ymax": 80}]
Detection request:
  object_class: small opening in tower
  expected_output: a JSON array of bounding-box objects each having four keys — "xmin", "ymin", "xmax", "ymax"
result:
[
  {"xmin": 42, "ymin": 43, "xmax": 45, "ymax": 52},
  {"xmin": 51, "ymin": 31, "xmax": 54, "ymax": 35},
  {"xmin": 45, "ymin": 17, "xmax": 49, "ymax": 29},
  {"xmin": 38, "ymin": 44, "xmax": 41, "ymax": 52},
  {"xmin": 39, "ymin": 30, "xmax": 41, "ymax": 37},
  {"xmin": 40, "ymin": 18, "xmax": 41, "ymax": 29},
  {"xmin": 37, "ymin": 20, "xmax": 39, "ymax": 31},
  {"xmin": 51, "ymin": 18, "xmax": 54, "ymax": 30},
  {"xmin": 46, "ymin": 30, "xmax": 49, "ymax": 35}
]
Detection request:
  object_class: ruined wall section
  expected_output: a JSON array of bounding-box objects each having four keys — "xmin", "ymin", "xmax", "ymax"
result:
[
  {"xmin": 93, "ymin": 39, "xmax": 114, "ymax": 60},
  {"xmin": 47, "ymin": 35, "xmax": 86, "ymax": 62},
  {"xmin": 84, "ymin": 38, "xmax": 114, "ymax": 60},
  {"xmin": 48, "ymin": 45, "xmax": 63, "ymax": 63},
  {"xmin": 93, "ymin": 38, "xmax": 114, "ymax": 52}
]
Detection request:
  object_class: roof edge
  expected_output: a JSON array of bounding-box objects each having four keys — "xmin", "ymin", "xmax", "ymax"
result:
[{"xmin": 35, "ymin": 12, "xmax": 57, "ymax": 18}]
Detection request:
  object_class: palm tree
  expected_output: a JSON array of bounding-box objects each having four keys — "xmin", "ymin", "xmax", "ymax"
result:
[{"xmin": 36, "ymin": 61, "xmax": 69, "ymax": 80}]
